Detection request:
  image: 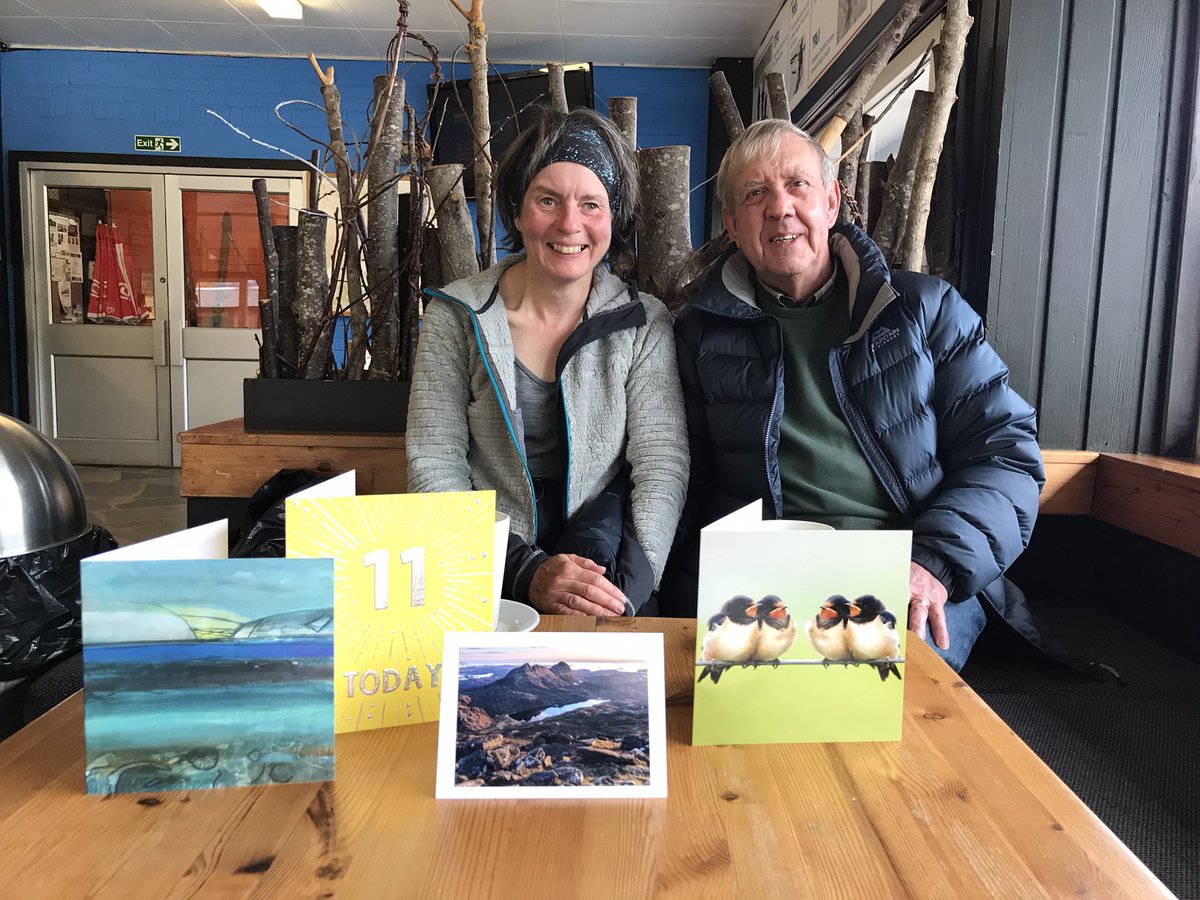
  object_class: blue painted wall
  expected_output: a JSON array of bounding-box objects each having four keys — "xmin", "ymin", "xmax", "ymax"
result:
[{"xmin": 0, "ymin": 49, "xmax": 709, "ymax": 411}]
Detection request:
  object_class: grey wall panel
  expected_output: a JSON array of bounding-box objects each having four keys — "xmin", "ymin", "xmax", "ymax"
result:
[
  {"xmin": 1036, "ymin": 0, "xmax": 1119, "ymax": 449},
  {"xmin": 979, "ymin": 0, "xmax": 1197, "ymax": 455},
  {"xmin": 984, "ymin": 0, "xmax": 1068, "ymax": 407},
  {"xmin": 1085, "ymin": 0, "xmax": 1172, "ymax": 451},
  {"xmin": 1151, "ymin": 0, "xmax": 1200, "ymax": 457}
]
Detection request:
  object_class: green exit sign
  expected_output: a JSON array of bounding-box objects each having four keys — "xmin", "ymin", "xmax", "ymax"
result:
[{"xmin": 134, "ymin": 134, "xmax": 182, "ymax": 153}]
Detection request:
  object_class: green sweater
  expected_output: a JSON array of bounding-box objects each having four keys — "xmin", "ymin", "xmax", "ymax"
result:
[{"xmin": 757, "ymin": 265, "xmax": 903, "ymax": 530}]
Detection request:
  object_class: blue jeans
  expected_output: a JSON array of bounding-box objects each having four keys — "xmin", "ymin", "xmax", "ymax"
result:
[{"xmin": 926, "ymin": 594, "xmax": 987, "ymax": 672}]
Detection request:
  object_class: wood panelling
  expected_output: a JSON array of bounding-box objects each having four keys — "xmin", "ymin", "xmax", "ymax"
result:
[
  {"xmin": 1091, "ymin": 454, "xmax": 1200, "ymax": 557},
  {"xmin": 976, "ymin": 0, "xmax": 1198, "ymax": 456},
  {"xmin": 1040, "ymin": 450, "xmax": 1098, "ymax": 515}
]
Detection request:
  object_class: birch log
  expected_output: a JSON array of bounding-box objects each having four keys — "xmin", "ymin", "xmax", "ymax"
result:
[
  {"xmin": 636, "ymin": 146, "xmax": 691, "ymax": 302},
  {"xmin": 428, "ymin": 164, "xmax": 480, "ymax": 284},
  {"xmin": 855, "ymin": 114, "xmax": 875, "ymax": 224},
  {"xmin": 609, "ymin": 97, "xmax": 637, "ymax": 148},
  {"xmin": 871, "ymin": 89, "xmax": 931, "ymax": 263},
  {"xmin": 898, "ymin": 2, "xmax": 974, "ymax": 272},
  {"xmin": 709, "ymin": 71, "xmax": 745, "ymax": 141},
  {"xmin": 294, "ymin": 209, "xmax": 332, "ymax": 380},
  {"xmin": 766, "ymin": 72, "xmax": 790, "ymax": 120},
  {"xmin": 366, "ymin": 73, "xmax": 406, "ymax": 381},
  {"xmin": 926, "ymin": 114, "xmax": 958, "ymax": 283},
  {"xmin": 547, "ymin": 62, "xmax": 569, "ymax": 114},
  {"xmin": 271, "ymin": 224, "xmax": 299, "ymax": 378},
  {"xmin": 837, "ymin": 113, "xmax": 864, "ymax": 224},
  {"xmin": 251, "ymin": 179, "xmax": 280, "ymax": 378},
  {"xmin": 309, "ymin": 56, "xmax": 368, "ymax": 379},
  {"xmin": 464, "ymin": 8, "xmax": 495, "ymax": 268},
  {"xmin": 866, "ymin": 160, "xmax": 888, "ymax": 232},
  {"xmin": 816, "ymin": 0, "xmax": 923, "ymax": 153}
]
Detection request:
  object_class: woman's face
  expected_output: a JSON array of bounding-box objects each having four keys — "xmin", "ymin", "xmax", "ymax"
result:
[{"xmin": 515, "ymin": 161, "xmax": 612, "ymax": 288}]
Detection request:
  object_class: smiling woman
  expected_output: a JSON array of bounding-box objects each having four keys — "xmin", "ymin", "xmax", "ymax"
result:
[{"xmin": 406, "ymin": 107, "xmax": 689, "ymax": 621}]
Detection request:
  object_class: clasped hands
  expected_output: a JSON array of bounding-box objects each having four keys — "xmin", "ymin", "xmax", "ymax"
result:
[{"xmin": 527, "ymin": 553, "xmax": 627, "ymax": 617}]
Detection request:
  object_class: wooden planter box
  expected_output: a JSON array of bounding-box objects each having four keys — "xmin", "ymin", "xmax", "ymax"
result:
[{"xmin": 243, "ymin": 378, "xmax": 410, "ymax": 434}]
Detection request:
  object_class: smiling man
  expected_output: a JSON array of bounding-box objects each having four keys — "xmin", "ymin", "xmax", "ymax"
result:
[{"xmin": 664, "ymin": 119, "xmax": 1045, "ymax": 670}]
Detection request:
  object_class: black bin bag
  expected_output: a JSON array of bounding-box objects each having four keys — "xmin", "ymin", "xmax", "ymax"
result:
[
  {"xmin": 230, "ymin": 468, "xmax": 333, "ymax": 559},
  {"xmin": 0, "ymin": 524, "xmax": 117, "ymax": 681}
]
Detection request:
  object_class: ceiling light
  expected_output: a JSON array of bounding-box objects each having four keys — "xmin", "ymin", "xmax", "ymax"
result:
[{"xmin": 256, "ymin": 0, "xmax": 303, "ymax": 19}]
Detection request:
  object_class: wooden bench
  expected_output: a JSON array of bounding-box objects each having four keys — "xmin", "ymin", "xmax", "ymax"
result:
[{"xmin": 1042, "ymin": 450, "xmax": 1200, "ymax": 557}]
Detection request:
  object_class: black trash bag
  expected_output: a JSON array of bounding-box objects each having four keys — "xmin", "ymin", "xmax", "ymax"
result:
[
  {"xmin": 230, "ymin": 468, "xmax": 334, "ymax": 559},
  {"xmin": 0, "ymin": 524, "xmax": 117, "ymax": 681}
]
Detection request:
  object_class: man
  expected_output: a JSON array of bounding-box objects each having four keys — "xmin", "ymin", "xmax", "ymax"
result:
[{"xmin": 666, "ymin": 119, "xmax": 1044, "ymax": 670}]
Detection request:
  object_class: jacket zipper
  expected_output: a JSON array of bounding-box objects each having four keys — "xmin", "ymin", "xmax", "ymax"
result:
[
  {"xmin": 828, "ymin": 344, "xmax": 911, "ymax": 518},
  {"xmin": 692, "ymin": 303, "xmax": 784, "ymax": 518},
  {"xmin": 560, "ymin": 381, "xmax": 572, "ymax": 520},
  {"xmin": 423, "ymin": 287, "xmax": 539, "ymax": 536}
]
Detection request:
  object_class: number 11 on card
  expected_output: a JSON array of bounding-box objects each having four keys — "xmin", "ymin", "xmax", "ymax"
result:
[{"xmin": 363, "ymin": 547, "xmax": 426, "ymax": 609}]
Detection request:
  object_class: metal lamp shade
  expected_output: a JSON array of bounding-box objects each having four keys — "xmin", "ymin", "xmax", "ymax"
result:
[{"xmin": 0, "ymin": 414, "xmax": 89, "ymax": 557}]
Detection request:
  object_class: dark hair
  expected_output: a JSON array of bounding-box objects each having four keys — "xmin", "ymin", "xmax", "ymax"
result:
[{"xmin": 495, "ymin": 106, "xmax": 640, "ymax": 273}]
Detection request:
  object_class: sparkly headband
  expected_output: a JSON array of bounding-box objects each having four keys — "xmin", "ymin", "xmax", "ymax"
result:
[{"xmin": 540, "ymin": 124, "xmax": 620, "ymax": 207}]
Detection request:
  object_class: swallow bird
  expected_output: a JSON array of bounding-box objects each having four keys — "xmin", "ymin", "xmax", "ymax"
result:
[
  {"xmin": 806, "ymin": 595, "xmax": 856, "ymax": 665},
  {"xmin": 749, "ymin": 595, "xmax": 797, "ymax": 665},
  {"xmin": 845, "ymin": 594, "xmax": 902, "ymax": 682},
  {"xmin": 699, "ymin": 596, "xmax": 760, "ymax": 684}
]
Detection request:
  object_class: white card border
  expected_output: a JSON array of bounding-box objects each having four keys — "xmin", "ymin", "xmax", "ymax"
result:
[{"xmin": 435, "ymin": 630, "xmax": 667, "ymax": 799}]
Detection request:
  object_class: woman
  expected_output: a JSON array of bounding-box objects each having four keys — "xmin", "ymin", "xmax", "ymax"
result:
[{"xmin": 407, "ymin": 107, "xmax": 689, "ymax": 617}]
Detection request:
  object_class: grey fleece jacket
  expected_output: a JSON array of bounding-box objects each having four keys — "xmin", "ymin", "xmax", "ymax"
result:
[{"xmin": 407, "ymin": 256, "xmax": 689, "ymax": 588}]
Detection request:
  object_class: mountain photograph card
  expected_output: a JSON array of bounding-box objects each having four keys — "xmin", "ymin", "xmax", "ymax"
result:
[
  {"xmin": 287, "ymin": 489, "xmax": 497, "ymax": 733},
  {"xmin": 81, "ymin": 533, "xmax": 335, "ymax": 795},
  {"xmin": 692, "ymin": 502, "xmax": 912, "ymax": 747},
  {"xmin": 435, "ymin": 631, "xmax": 667, "ymax": 799}
]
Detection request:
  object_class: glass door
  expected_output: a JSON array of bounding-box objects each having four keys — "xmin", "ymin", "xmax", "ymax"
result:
[
  {"xmin": 24, "ymin": 169, "xmax": 172, "ymax": 466},
  {"xmin": 165, "ymin": 174, "xmax": 302, "ymax": 449},
  {"xmin": 21, "ymin": 164, "xmax": 305, "ymax": 467}
]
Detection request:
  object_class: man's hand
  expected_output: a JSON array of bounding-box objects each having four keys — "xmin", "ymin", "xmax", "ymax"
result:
[
  {"xmin": 908, "ymin": 562, "xmax": 950, "ymax": 650},
  {"xmin": 527, "ymin": 554, "xmax": 627, "ymax": 617}
]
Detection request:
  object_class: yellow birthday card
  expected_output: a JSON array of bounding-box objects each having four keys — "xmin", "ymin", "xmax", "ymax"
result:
[{"xmin": 286, "ymin": 488, "xmax": 496, "ymax": 733}]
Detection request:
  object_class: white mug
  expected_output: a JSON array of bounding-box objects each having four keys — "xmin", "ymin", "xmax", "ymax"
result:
[
  {"xmin": 747, "ymin": 520, "xmax": 835, "ymax": 532},
  {"xmin": 491, "ymin": 513, "xmax": 510, "ymax": 629}
]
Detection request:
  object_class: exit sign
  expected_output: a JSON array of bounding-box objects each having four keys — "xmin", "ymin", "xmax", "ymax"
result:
[{"xmin": 134, "ymin": 134, "xmax": 182, "ymax": 153}]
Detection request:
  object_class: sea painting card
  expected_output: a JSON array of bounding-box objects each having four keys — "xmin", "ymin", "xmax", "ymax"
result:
[
  {"xmin": 435, "ymin": 631, "xmax": 667, "ymax": 799},
  {"xmin": 692, "ymin": 501, "xmax": 911, "ymax": 746},
  {"xmin": 287, "ymin": 490, "xmax": 496, "ymax": 733},
  {"xmin": 82, "ymin": 528, "xmax": 334, "ymax": 795}
]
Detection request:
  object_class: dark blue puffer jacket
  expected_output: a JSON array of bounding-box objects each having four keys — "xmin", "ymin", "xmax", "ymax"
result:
[{"xmin": 668, "ymin": 223, "xmax": 1045, "ymax": 613}]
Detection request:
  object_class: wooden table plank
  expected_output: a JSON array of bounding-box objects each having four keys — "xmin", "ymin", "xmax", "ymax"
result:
[{"xmin": 0, "ymin": 619, "xmax": 1170, "ymax": 899}]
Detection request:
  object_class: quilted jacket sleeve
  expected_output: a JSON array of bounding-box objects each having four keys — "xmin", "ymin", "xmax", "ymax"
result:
[
  {"xmin": 671, "ymin": 306, "xmax": 717, "ymax": 548},
  {"xmin": 909, "ymin": 282, "xmax": 1045, "ymax": 603},
  {"xmin": 624, "ymin": 295, "xmax": 690, "ymax": 586},
  {"xmin": 406, "ymin": 298, "xmax": 475, "ymax": 495}
]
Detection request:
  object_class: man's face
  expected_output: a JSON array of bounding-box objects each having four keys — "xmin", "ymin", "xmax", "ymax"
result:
[{"xmin": 721, "ymin": 134, "xmax": 840, "ymax": 298}]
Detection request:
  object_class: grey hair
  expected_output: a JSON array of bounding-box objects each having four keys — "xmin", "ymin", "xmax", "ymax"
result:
[
  {"xmin": 495, "ymin": 105, "xmax": 640, "ymax": 273},
  {"xmin": 716, "ymin": 119, "xmax": 837, "ymax": 208}
]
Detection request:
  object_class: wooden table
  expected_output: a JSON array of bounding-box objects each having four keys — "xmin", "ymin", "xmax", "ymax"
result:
[{"xmin": 1, "ymin": 618, "xmax": 1169, "ymax": 899}]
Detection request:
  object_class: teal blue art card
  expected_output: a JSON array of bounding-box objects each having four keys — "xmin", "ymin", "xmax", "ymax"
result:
[{"xmin": 82, "ymin": 548, "xmax": 334, "ymax": 795}]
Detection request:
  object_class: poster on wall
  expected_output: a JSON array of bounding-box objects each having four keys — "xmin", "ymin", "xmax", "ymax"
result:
[
  {"xmin": 752, "ymin": 4, "xmax": 789, "ymax": 122},
  {"xmin": 786, "ymin": 0, "xmax": 813, "ymax": 103},
  {"xmin": 807, "ymin": 0, "xmax": 840, "ymax": 87}
]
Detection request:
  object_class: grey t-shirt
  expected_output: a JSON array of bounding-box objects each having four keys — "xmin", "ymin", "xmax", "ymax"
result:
[{"xmin": 514, "ymin": 359, "xmax": 564, "ymax": 479}]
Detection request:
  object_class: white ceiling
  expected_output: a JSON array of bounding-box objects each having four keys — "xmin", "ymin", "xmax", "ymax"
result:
[{"xmin": 0, "ymin": 0, "xmax": 782, "ymax": 68}]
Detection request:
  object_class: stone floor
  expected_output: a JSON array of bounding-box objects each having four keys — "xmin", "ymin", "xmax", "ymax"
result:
[{"xmin": 77, "ymin": 465, "xmax": 186, "ymax": 547}]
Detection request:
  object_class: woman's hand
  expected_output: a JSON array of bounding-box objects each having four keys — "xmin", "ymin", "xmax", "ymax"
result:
[{"xmin": 527, "ymin": 554, "xmax": 627, "ymax": 617}]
